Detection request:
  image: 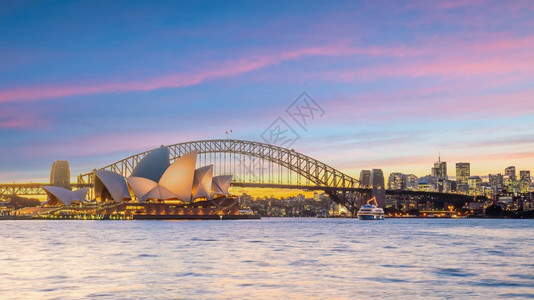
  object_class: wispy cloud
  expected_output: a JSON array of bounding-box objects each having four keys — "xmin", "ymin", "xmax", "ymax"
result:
[
  {"xmin": 0, "ymin": 108, "xmax": 51, "ymax": 129},
  {"xmin": 0, "ymin": 43, "xmax": 420, "ymax": 104}
]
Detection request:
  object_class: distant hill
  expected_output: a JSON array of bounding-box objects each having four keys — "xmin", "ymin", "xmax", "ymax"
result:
[{"xmin": 1, "ymin": 195, "xmax": 41, "ymax": 210}]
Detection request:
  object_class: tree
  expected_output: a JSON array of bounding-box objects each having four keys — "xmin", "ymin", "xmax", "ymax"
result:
[{"xmin": 485, "ymin": 204, "xmax": 502, "ymax": 217}]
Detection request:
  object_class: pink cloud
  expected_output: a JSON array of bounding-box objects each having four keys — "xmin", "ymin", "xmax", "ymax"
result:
[
  {"xmin": 436, "ymin": 0, "xmax": 487, "ymax": 9},
  {"xmin": 0, "ymin": 43, "xmax": 420, "ymax": 104},
  {"xmin": 1, "ymin": 33, "xmax": 532, "ymax": 106},
  {"xmin": 20, "ymin": 129, "xmax": 219, "ymax": 160},
  {"xmin": 0, "ymin": 108, "xmax": 51, "ymax": 129},
  {"xmin": 323, "ymin": 86, "xmax": 534, "ymax": 125}
]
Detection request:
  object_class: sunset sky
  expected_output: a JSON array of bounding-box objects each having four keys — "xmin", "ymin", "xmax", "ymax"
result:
[{"xmin": 1, "ymin": 0, "xmax": 533, "ymax": 183}]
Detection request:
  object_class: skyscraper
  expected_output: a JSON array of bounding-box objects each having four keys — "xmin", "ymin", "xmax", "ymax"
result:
[
  {"xmin": 504, "ymin": 166, "xmax": 517, "ymax": 193},
  {"xmin": 489, "ymin": 173, "xmax": 504, "ymax": 195},
  {"xmin": 387, "ymin": 172, "xmax": 404, "ymax": 190},
  {"xmin": 456, "ymin": 162, "xmax": 470, "ymax": 185},
  {"xmin": 468, "ymin": 176, "xmax": 482, "ymax": 196},
  {"xmin": 403, "ymin": 174, "xmax": 418, "ymax": 190},
  {"xmin": 505, "ymin": 166, "xmax": 516, "ymax": 181},
  {"xmin": 50, "ymin": 160, "xmax": 71, "ymax": 189},
  {"xmin": 520, "ymin": 170, "xmax": 531, "ymax": 193},
  {"xmin": 431, "ymin": 155, "xmax": 447, "ymax": 180}
]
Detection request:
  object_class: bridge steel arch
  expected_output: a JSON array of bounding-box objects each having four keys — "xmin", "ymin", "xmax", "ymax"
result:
[{"xmin": 78, "ymin": 139, "xmax": 362, "ymax": 212}]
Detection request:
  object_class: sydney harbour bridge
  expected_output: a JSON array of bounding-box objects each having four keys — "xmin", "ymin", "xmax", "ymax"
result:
[{"xmin": 0, "ymin": 139, "xmax": 472, "ymax": 215}]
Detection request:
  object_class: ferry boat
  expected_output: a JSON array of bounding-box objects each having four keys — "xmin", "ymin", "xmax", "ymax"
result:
[{"xmin": 357, "ymin": 197, "xmax": 385, "ymax": 220}]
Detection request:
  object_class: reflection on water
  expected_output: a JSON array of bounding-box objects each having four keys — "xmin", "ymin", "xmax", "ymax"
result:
[{"xmin": 0, "ymin": 219, "xmax": 533, "ymax": 299}]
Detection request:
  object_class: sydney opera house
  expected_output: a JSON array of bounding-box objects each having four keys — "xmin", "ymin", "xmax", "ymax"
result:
[{"xmin": 40, "ymin": 147, "xmax": 246, "ymax": 219}]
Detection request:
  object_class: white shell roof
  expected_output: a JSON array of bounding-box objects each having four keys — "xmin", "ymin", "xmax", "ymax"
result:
[
  {"xmin": 192, "ymin": 165, "xmax": 213, "ymax": 200},
  {"xmin": 130, "ymin": 146, "xmax": 170, "ymax": 182},
  {"xmin": 159, "ymin": 150, "xmax": 198, "ymax": 202},
  {"xmin": 144, "ymin": 185, "xmax": 178, "ymax": 201},
  {"xmin": 95, "ymin": 170, "xmax": 131, "ymax": 202},
  {"xmin": 212, "ymin": 175, "xmax": 233, "ymax": 195},
  {"xmin": 126, "ymin": 176, "xmax": 159, "ymax": 202},
  {"xmin": 42, "ymin": 186, "xmax": 88, "ymax": 206}
]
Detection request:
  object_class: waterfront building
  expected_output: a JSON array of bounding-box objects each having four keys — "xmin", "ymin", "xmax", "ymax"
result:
[
  {"xmin": 127, "ymin": 150, "xmax": 204, "ymax": 202},
  {"xmin": 483, "ymin": 186, "xmax": 494, "ymax": 198},
  {"xmin": 468, "ymin": 176, "xmax": 483, "ymax": 196},
  {"xmin": 457, "ymin": 183, "xmax": 469, "ymax": 194},
  {"xmin": 489, "ymin": 173, "xmax": 504, "ymax": 195},
  {"xmin": 418, "ymin": 179, "xmax": 430, "ymax": 191},
  {"xmin": 443, "ymin": 179, "xmax": 453, "ymax": 193},
  {"xmin": 94, "ymin": 170, "xmax": 132, "ymax": 202},
  {"xmin": 359, "ymin": 170, "xmax": 371, "ymax": 188},
  {"xmin": 387, "ymin": 172, "xmax": 404, "ymax": 190},
  {"xmin": 212, "ymin": 175, "xmax": 233, "ymax": 196},
  {"xmin": 192, "ymin": 165, "xmax": 214, "ymax": 200},
  {"xmin": 456, "ymin": 162, "xmax": 470, "ymax": 185},
  {"xmin": 84, "ymin": 147, "xmax": 232, "ymax": 205},
  {"xmin": 50, "ymin": 160, "xmax": 70, "ymax": 189},
  {"xmin": 519, "ymin": 170, "xmax": 531, "ymax": 193},
  {"xmin": 403, "ymin": 174, "xmax": 418, "ymax": 190},
  {"xmin": 39, "ymin": 147, "xmax": 239, "ymax": 219},
  {"xmin": 421, "ymin": 175, "xmax": 439, "ymax": 191}
]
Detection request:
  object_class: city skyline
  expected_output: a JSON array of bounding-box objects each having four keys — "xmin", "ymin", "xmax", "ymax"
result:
[{"xmin": 1, "ymin": 1, "xmax": 534, "ymax": 183}]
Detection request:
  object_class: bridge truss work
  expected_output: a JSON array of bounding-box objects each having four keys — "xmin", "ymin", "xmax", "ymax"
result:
[
  {"xmin": 0, "ymin": 183, "xmax": 92, "ymax": 197},
  {"xmin": 77, "ymin": 139, "xmax": 363, "ymax": 213}
]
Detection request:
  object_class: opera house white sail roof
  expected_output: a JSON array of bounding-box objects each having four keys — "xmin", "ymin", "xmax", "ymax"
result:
[
  {"xmin": 94, "ymin": 170, "xmax": 131, "ymax": 202},
  {"xmin": 192, "ymin": 165, "xmax": 213, "ymax": 200},
  {"xmin": 130, "ymin": 146, "xmax": 170, "ymax": 182},
  {"xmin": 158, "ymin": 150, "xmax": 198, "ymax": 202},
  {"xmin": 89, "ymin": 147, "xmax": 233, "ymax": 203},
  {"xmin": 42, "ymin": 186, "xmax": 89, "ymax": 206},
  {"xmin": 212, "ymin": 175, "xmax": 233, "ymax": 196}
]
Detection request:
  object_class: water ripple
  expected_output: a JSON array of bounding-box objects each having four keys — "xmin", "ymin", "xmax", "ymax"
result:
[{"xmin": 0, "ymin": 218, "xmax": 532, "ymax": 299}]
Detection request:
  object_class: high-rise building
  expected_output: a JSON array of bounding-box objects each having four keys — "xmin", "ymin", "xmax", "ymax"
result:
[
  {"xmin": 431, "ymin": 155, "xmax": 447, "ymax": 180},
  {"xmin": 50, "ymin": 160, "xmax": 70, "ymax": 189},
  {"xmin": 520, "ymin": 170, "xmax": 531, "ymax": 193},
  {"xmin": 359, "ymin": 170, "xmax": 371, "ymax": 188},
  {"xmin": 403, "ymin": 174, "xmax": 418, "ymax": 190},
  {"xmin": 456, "ymin": 162, "xmax": 470, "ymax": 185},
  {"xmin": 489, "ymin": 173, "xmax": 504, "ymax": 195},
  {"xmin": 387, "ymin": 172, "xmax": 404, "ymax": 190},
  {"xmin": 505, "ymin": 166, "xmax": 516, "ymax": 181},
  {"xmin": 468, "ymin": 176, "xmax": 482, "ymax": 196},
  {"xmin": 504, "ymin": 166, "xmax": 517, "ymax": 193}
]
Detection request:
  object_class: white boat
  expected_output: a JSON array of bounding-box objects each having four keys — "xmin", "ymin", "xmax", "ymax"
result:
[{"xmin": 357, "ymin": 197, "xmax": 385, "ymax": 220}]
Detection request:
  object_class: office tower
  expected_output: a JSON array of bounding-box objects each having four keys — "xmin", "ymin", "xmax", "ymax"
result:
[
  {"xmin": 504, "ymin": 166, "xmax": 517, "ymax": 193},
  {"xmin": 468, "ymin": 176, "xmax": 482, "ymax": 196},
  {"xmin": 505, "ymin": 166, "xmax": 516, "ymax": 181},
  {"xmin": 520, "ymin": 170, "xmax": 531, "ymax": 193},
  {"xmin": 388, "ymin": 172, "xmax": 404, "ymax": 190},
  {"xmin": 489, "ymin": 173, "xmax": 504, "ymax": 195},
  {"xmin": 403, "ymin": 174, "xmax": 418, "ymax": 190},
  {"xmin": 456, "ymin": 162, "xmax": 470, "ymax": 185},
  {"xmin": 431, "ymin": 155, "xmax": 447, "ymax": 180}
]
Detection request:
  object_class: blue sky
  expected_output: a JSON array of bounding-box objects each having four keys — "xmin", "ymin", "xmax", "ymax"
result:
[{"xmin": 1, "ymin": 0, "xmax": 533, "ymax": 182}]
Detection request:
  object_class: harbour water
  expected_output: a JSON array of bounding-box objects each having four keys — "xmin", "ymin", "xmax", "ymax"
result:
[{"xmin": 0, "ymin": 218, "xmax": 533, "ymax": 299}]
